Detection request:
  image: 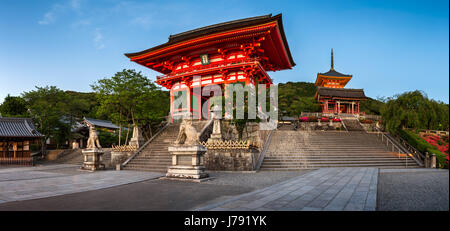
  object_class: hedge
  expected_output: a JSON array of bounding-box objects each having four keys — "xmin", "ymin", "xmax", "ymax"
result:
[{"xmin": 399, "ymin": 129, "xmax": 448, "ymax": 168}]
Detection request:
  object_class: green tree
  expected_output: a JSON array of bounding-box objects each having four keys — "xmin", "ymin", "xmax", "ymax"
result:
[
  {"xmin": 91, "ymin": 69, "xmax": 169, "ymax": 144},
  {"xmin": 381, "ymin": 90, "xmax": 449, "ymax": 132},
  {"xmin": 0, "ymin": 94, "xmax": 28, "ymax": 117},
  {"xmin": 359, "ymin": 97, "xmax": 385, "ymax": 115},
  {"xmin": 278, "ymin": 82, "xmax": 321, "ymax": 116},
  {"xmin": 22, "ymin": 86, "xmax": 69, "ymax": 149}
]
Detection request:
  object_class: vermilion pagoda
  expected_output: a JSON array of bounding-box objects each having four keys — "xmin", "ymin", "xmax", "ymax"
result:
[
  {"xmin": 125, "ymin": 14, "xmax": 295, "ymax": 119},
  {"xmin": 314, "ymin": 49, "xmax": 366, "ymax": 114}
]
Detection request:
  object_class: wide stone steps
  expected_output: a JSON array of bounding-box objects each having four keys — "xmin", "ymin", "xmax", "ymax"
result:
[
  {"xmin": 264, "ymin": 156, "xmax": 411, "ymax": 160},
  {"xmin": 48, "ymin": 149, "xmax": 112, "ymax": 168},
  {"xmin": 122, "ymin": 123, "xmax": 181, "ymax": 172},
  {"xmin": 261, "ymin": 164, "xmax": 421, "ymax": 171},
  {"xmin": 260, "ymin": 130, "xmax": 420, "ymax": 170}
]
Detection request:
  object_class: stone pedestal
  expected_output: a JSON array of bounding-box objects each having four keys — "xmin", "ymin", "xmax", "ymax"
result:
[
  {"xmin": 166, "ymin": 145, "xmax": 209, "ymax": 180},
  {"xmin": 81, "ymin": 148, "xmax": 105, "ymax": 171}
]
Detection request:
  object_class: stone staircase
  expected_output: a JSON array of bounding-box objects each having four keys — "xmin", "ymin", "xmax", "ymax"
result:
[
  {"xmin": 342, "ymin": 118, "xmax": 365, "ymax": 131},
  {"xmin": 49, "ymin": 148, "xmax": 112, "ymax": 168},
  {"xmin": 122, "ymin": 124, "xmax": 179, "ymax": 172},
  {"xmin": 122, "ymin": 121, "xmax": 209, "ymax": 172},
  {"xmin": 260, "ymin": 131, "xmax": 421, "ymax": 170}
]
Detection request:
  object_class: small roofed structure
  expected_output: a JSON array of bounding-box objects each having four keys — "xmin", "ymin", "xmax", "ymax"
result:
[
  {"xmin": 68, "ymin": 117, "xmax": 120, "ymax": 149},
  {"xmin": 314, "ymin": 49, "xmax": 367, "ymax": 114},
  {"xmin": 83, "ymin": 117, "xmax": 120, "ymax": 131},
  {"xmin": 0, "ymin": 117, "xmax": 43, "ymax": 165}
]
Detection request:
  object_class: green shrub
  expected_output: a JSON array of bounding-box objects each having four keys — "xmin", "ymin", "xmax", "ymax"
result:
[{"xmin": 399, "ymin": 129, "xmax": 448, "ymax": 168}]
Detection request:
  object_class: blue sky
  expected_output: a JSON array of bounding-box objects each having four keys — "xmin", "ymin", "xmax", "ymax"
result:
[{"xmin": 0, "ymin": 0, "xmax": 448, "ymax": 103}]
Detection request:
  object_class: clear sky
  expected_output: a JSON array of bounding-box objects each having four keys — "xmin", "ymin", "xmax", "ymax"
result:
[{"xmin": 0, "ymin": 0, "xmax": 448, "ymax": 103}]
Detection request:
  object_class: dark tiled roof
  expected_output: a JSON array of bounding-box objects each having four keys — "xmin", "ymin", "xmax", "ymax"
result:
[
  {"xmin": 318, "ymin": 69, "xmax": 352, "ymax": 77},
  {"xmin": 168, "ymin": 14, "xmax": 273, "ymax": 43},
  {"xmin": 317, "ymin": 87, "xmax": 366, "ymax": 99},
  {"xmin": 83, "ymin": 117, "xmax": 120, "ymax": 130},
  {"xmin": 124, "ymin": 14, "xmax": 295, "ymax": 67},
  {"xmin": 0, "ymin": 117, "xmax": 43, "ymax": 138}
]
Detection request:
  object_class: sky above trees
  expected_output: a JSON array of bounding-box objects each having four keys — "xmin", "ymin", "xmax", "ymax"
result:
[{"xmin": 0, "ymin": 0, "xmax": 448, "ymax": 103}]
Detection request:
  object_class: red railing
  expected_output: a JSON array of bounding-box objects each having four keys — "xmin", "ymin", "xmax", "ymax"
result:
[{"xmin": 0, "ymin": 157, "xmax": 34, "ymax": 166}]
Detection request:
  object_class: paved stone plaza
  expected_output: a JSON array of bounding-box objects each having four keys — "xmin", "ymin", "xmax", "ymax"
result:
[
  {"xmin": 0, "ymin": 164, "xmax": 163, "ymax": 204},
  {"xmin": 377, "ymin": 168, "xmax": 449, "ymax": 211},
  {"xmin": 0, "ymin": 165, "xmax": 447, "ymax": 211},
  {"xmin": 196, "ymin": 168, "xmax": 378, "ymax": 211}
]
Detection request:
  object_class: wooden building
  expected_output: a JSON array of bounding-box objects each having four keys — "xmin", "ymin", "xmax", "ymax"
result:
[
  {"xmin": 0, "ymin": 117, "xmax": 43, "ymax": 165},
  {"xmin": 314, "ymin": 49, "xmax": 366, "ymax": 114},
  {"xmin": 125, "ymin": 14, "xmax": 295, "ymax": 120}
]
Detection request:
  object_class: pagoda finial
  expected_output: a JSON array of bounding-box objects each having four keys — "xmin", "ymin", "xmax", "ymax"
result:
[{"xmin": 331, "ymin": 48, "xmax": 334, "ymax": 71}]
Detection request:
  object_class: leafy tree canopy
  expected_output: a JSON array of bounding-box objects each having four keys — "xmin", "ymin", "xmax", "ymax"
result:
[
  {"xmin": 0, "ymin": 94, "xmax": 28, "ymax": 117},
  {"xmin": 381, "ymin": 90, "xmax": 449, "ymax": 132},
  {"xmin": 91, "ymin": 69, "xmax": 169, "ymax": 141}
]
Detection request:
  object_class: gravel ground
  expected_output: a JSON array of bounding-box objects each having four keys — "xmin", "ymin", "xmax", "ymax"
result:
[{"xmin": 377, "ymin": 169, "xmax": 449, "ymax": 211}]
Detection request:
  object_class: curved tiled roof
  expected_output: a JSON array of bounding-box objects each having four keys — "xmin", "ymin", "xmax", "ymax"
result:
[
  {"xmin": 124, "ymin": 14, "xmax": 295, "ymax": 67},
  {"xmin": 318, "ymin": 69, "xmax": 352, "ymax": 77},
  {"xmin": 83, "ymin": 117, "xmax": 120, "ymax": 130},
  {"xmin": 0, "ymin": 117, "xmax": 43, "ymax": 138},
  {"xmin": 317, "ymin": 87, "xmax": 366, "ymax": 99}
]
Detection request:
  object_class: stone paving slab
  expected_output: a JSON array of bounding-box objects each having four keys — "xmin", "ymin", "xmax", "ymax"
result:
[
  {"xmin": 195, "ymin": 168, "xmax": 378, "ymax": 211},
  {"xmin": 0, "ymin": 165, "xmax": 163, "ymax": 204}
]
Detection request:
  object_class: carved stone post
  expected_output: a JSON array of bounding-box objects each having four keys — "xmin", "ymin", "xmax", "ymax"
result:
[
  {"xmin": 431, "ymin": 154, "xmax": 437, "ymax": 168},
  {"xmin": 425, "ymin": 152, "xmax": 429, "ymax": 168},
  {"xmin": 129, "ymin": 124, "xmax": 145, "ymax": 148},
  {"xmin": 208, "ymin": 105, "xmax": 222, "ymax": 143}
]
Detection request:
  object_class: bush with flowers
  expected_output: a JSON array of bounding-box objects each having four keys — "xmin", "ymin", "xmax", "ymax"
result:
[
  {"xmin": 299, "ymin": 116, "xmax": 309, "ymax": 122},
  {"xmin": 320, "ymin": 117, "xmax": 329, "ymax": 122},
  {"xmin": 420, "ymin": 133, "xmax": 449, "ymax": 166},
  {"xmin": 400, "ymin": 129, "xmax": 448, "ymax": 168}
]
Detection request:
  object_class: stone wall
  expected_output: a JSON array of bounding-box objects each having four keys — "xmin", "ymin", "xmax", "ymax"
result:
[
  {"xmin": 204, "ymin": 121, "xmax": 266, "ymax": 171},
  {"xmin": 361, "ymin": 123, "xmax": 377, "ymax": 132},
  {"xmin": 111, "ymin": 151, "xmax": 134, "ymax": 166},
  {"xmin": 298, "ymin": 122, "xmax": 343, "ymax": 131},
  {"xmin": 204, "ymin": 148, "xmax": 258, "ymax": 171},
  {"xmin": 221, "ymin": 121, "xmax": 263, "ymax": 149}
]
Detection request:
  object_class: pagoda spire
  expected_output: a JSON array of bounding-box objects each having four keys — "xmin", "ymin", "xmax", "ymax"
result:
[{"xmin": 331, "ymin": 48, "xmax": 334, "ymax": 71}]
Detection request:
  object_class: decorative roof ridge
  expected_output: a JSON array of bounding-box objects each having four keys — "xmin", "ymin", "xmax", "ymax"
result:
[
  {"xmin": 317, "ymin": 86, "xmax": 364, "ymax": 91},
  {"xmin": 317, "ymin": 70, "xmax": 352, "ymax": 76},
  {"xmin": 168, "ymin": 14, "xmax": 272, "ymax": 41},
  {"xmin": 83, "ymin": 117, "xmax": 114, "ymax": 123},
  {"xmin": 0, "ymin": 117, "xmax": 33, "ymax": 122}
]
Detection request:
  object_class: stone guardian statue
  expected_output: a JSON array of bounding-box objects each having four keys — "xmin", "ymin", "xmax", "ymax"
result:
[{"xmin": 86, "ymin": 125, "xmax": 102, "ymax": 149}]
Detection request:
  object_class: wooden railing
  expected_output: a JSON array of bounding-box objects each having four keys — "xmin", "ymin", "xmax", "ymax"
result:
[
  {"xmin": 0, "ymin": 157, "xmax": 34, "ymax": 166},
  {"xmin": 418, "ymin": 129, "xmax": 449, "ymax": 137}
]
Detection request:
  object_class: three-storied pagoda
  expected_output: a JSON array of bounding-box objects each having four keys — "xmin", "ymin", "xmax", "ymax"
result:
[
  {"xmin": 125, "ymin": 14, "xmax": 295, "ymax": 120},
  {"xmin": 314, "ymin": 49, "xmax": 366, "ymax": 114}
]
